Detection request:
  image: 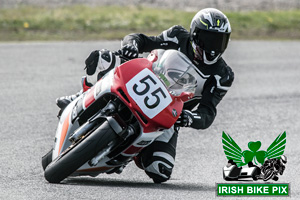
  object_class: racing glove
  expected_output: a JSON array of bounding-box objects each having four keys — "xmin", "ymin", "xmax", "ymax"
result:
[
  {"xmin": 121, "ymin": 44, "xmax": 139, "ymax": 59},
  {"xmin": 85, "ymin": 49, "xmax": 121, "ymax": 76},
  {"xmin": 175, "ymin": 110, "xmax": 195, "ymax": 127}
]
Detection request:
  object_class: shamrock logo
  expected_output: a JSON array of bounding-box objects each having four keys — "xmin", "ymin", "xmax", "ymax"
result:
[
  {"xmin": 242, "ymin": 141, "xmax": 266, "ymax": 165},
  {"xmin": 222, "ymin": 132, "xmax": 286, "ymax": 167}
]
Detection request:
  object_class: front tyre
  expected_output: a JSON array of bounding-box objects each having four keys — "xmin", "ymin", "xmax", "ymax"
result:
[
  {"xmin": 263, "ymin": 169, "xmax": 275, "ymax": 181},
  {"xmin": 44, "ymin": 121, "xmax": 118, "ymax": 183},
  {"xmin": 42, "ymin": 148, "xmax": 53, "ymax": 171}
]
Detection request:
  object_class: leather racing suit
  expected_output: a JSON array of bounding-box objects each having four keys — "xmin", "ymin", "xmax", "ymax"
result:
[
  {"xmin": 122, "ymin": 25, "xmax": 234, "ymax": 129},
  {"xmin": 120, "ymin": 25, "xmax": 234, "ymax": 183}
]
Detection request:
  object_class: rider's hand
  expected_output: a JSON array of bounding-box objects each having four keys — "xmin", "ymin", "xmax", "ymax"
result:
[
  {"xmin": 121, "ymin": 44, "xmax": 139, "ymax": 59},
  {"xmin": 175, "ymin": 110, "xmax": 194, "ymax": 127},
  {"xmin": 85, "ymin": 50, "xmax": 100, "ymax": 75}
]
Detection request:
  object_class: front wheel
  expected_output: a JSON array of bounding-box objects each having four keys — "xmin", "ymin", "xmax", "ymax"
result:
[
  {"xmin": 44, "ymin": 121, "xmax": 118, "ymax": 183},
  {"xmin": 263, "ymin": 169, "xmax": 275, "ymax": 181}
]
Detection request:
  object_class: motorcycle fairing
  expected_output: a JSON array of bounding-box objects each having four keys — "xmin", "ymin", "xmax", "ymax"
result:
[
  {"xmin": 111, "ymin": 58, "xmax": 183, "ymax": 133},
  {"xmin": 125, "ymin": 68, "xmax": 172, "ymax": 119},
  {"xmin": 53, "ymin": 70, "xmax": 115, "ymax": 159},
  {"xmin": 52, "ymin": 57, "xmax": 183, "ymax": 176}
]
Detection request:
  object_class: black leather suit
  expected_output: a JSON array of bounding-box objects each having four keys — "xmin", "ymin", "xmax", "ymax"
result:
[
  {"xmin": 121, "ymin": 25, "xmax": 234, "ymax": 183},
  {"xmin": 122, "ymin": 25, "xmax": 234, "ymax": 130}
]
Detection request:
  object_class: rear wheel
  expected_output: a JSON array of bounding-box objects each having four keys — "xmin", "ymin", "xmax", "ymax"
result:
[{"xmin": 44, "ymin": 121, "xmax": 118, "ymax": 183}]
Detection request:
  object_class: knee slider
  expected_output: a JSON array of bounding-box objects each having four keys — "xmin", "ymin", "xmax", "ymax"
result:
[{"xmin": 144, "ymin": 161, "xmax": 173, "ymax": 183}]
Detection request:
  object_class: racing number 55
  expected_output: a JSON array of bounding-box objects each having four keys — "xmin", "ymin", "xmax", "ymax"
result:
[
  {"xmin": 133, "ymin": 75, "xmax": 167, "ymax": 109},
  {"xmin": 126, "ymin": 68, "xmax": 172, "ymax": 119}
]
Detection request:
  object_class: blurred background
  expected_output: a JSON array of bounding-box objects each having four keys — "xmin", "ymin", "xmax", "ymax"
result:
[
  {"xmin": 1, "ymin": 1, "xmax": 300, "ymax": 199},
  {"xmin": 1, "ymin": 0, "xmax": 300, "ymax": 41},
  {"xmin": 1, "ymin": 0, "xmax": 300, "ymax": 11}
]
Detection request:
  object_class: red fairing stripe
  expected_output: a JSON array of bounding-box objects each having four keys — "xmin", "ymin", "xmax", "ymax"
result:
[{"xmin": 59, "ymin": 112, "xmax": 71, "ymax": 154}]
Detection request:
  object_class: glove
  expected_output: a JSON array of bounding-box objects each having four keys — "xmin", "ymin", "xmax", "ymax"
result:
[
  {"xmin": 175, "ymin": 110, "xmax": 194, "ymax": 127},
  {"xmin": 121, "ymin": 44, "xmax": 139, "ymax": 59},
  {"xmin": 85, "ymin": 50, "xmax": 100, "ymax": 75}
]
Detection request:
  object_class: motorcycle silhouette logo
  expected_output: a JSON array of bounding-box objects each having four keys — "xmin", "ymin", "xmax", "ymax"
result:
[{"xmin": 222, "ymin": 132, "xmax": 287, "ymax": 181}]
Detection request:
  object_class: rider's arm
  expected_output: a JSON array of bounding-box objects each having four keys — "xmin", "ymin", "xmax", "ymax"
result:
[
  {"xmin": 122, "ymin": 25, "xmax": 188, "ymax": 53},
  {"xmin": 85, "ymin": 49, "xmax": 121, "ymax": 83},
  {"xmin": 187, "ymin": 63, "xmax": 234, "ymax": 129}
]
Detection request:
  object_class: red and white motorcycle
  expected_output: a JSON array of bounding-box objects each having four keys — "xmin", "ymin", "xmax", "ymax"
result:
[{"xmin": 42, "ymin": 49, "xmax": 200, "ymax": 183}]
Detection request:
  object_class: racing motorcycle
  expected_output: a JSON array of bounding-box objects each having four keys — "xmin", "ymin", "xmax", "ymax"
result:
[
  {"xmin": 261, "ymin": 157, "xmax": 286, "ymax": 181},
  {"xmin": 42, "ymin": 49, "xmax": 200, "ymax": 183}
]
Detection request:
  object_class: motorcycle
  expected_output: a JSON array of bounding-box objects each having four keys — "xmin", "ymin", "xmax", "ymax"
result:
[
  {"xmin": 261, "ymin": 159, "xmax": 285, "ymax": 181},
  {"xmin": 42, "ymin": 49, "xmax": 200, "ymax": 183}
]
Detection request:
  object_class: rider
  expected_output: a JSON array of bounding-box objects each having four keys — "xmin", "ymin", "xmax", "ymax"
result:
[
  {"xmin": 261, "ymin": 155, "xmax": 287, "ymax": 176},
  {"xmin": 56, "ymin": 8, "xmax": 234, "ymax": 183}
]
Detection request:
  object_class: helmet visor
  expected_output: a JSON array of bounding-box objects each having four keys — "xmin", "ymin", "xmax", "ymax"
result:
[{"xmin": 193, "ymin": 28, "xmax": 230, "ymax": 54}]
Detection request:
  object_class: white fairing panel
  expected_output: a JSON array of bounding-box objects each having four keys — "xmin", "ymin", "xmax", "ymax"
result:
[
  {"xmin": 95, "ymin": 69, "xmax": 115, "ymax": 98},
  {"xmin": 52, "ymin": 69, "xmax": 115, "ymax": 160},
  {"xmin": 52, "ymin": 99, "xmax": 79, "ymax": 159}
]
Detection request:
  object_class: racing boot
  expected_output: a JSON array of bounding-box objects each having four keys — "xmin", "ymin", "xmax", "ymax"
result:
[
  {"xmin": 56, "ymin": 91, "xmax": 82, "ymax": 110},
  {"xmin": 56, "ymin": 76, "xmax": 93, "ymax": 117}
]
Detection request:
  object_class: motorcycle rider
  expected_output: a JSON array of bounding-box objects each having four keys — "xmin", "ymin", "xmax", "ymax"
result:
[
  {"xmin": 56, "ymin": 8, "xmax": 234, "ymax": 183},
  {"xmin": 261, "ymin": 155, "xmax": 287, "ymax": 179}
]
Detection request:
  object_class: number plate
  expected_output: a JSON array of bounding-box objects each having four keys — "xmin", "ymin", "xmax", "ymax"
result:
[{"xmin": 126, "ymin": 68, "xmax": 172, "ymax": 119}]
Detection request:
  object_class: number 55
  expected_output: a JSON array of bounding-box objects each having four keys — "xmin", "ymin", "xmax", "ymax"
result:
[{"xmin": 133, "ymin": 75, "xmax": 167, "ymax": 109}]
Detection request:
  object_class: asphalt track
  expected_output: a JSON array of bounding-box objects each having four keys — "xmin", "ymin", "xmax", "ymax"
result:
[{"xmin": 0, "ymin": 40, "xmax": 299, "ymax": 200}]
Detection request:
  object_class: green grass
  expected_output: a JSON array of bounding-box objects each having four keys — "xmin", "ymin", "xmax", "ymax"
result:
[
  {"xmin": 0, "ymin": 5, "xmax": 300, "ymax": 41},
  {"xmin": 227, "ymin": 10, "xmax": 300, "ymax": 39}
]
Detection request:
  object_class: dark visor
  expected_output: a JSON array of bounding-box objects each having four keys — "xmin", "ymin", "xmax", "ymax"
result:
[{"xmin": 193, "ymin": 28, "xmax": 230, "ymax": 53}]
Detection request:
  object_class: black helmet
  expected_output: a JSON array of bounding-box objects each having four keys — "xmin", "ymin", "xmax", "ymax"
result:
[{"xmin": 190, "ymin": 8, "xmax": 231, "ymax": 65}]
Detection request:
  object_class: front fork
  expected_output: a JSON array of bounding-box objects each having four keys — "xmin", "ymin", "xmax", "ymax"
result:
[
  {"xmin": 69, "ymin": 100, "xmax": 119, "ymax": 143},
  {"xmin": 69, "ymin": 99, "xmax": 136, "ymax": 166}
]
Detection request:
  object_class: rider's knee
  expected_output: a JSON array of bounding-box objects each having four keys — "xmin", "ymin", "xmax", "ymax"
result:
[
  {"xmin": 142, "ymin": 151, "xmax": 175, "ymax": 183},
  {"xmin": 136, "ymin": 130, "xmax": 177, "ymax": 183},
  {"xmin": 144, "ymin": 161, "xmax": 173, "ymax": 183}
]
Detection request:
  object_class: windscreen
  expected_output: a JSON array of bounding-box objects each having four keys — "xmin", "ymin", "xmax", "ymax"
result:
[{"xmin": 153, "ymin": 50, "xmax": 199, "ymax": 96}]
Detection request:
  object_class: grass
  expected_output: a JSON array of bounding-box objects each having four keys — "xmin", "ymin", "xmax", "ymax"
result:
[
  {"xmin": 227, "ymin": 10, "xmax": 300, "ymax": 39},
  {"xmin": 0, "ymin": 5, "xmax": 300, "ymax": 41}
]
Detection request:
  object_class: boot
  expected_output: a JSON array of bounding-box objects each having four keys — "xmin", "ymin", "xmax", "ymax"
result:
[
  {"xmin": 56, "ymin": 91, "xmax": 82, "ymax": 110},
  {"xmin": 56, "ymin": 76, "xmax": 92, "ymax": 116}
]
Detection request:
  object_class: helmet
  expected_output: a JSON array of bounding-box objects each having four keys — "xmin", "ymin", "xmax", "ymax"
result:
[
  {"xmin": 280, "ymin": 155, "xmax": 287, "ymax": 164},
  {"xmin": 190, "ymin": 8, "xmax": 231, "ymax": 65}
]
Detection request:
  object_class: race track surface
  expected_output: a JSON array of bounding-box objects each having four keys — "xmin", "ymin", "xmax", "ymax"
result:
[{"xmin": 0, "ymin": 40, "xmax": 299, "ymax": 199}]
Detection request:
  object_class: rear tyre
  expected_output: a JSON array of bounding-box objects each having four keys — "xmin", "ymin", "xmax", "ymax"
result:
[{"xmin": 44, "ymin": 121, "xmax": 118, "ymax": 183}]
